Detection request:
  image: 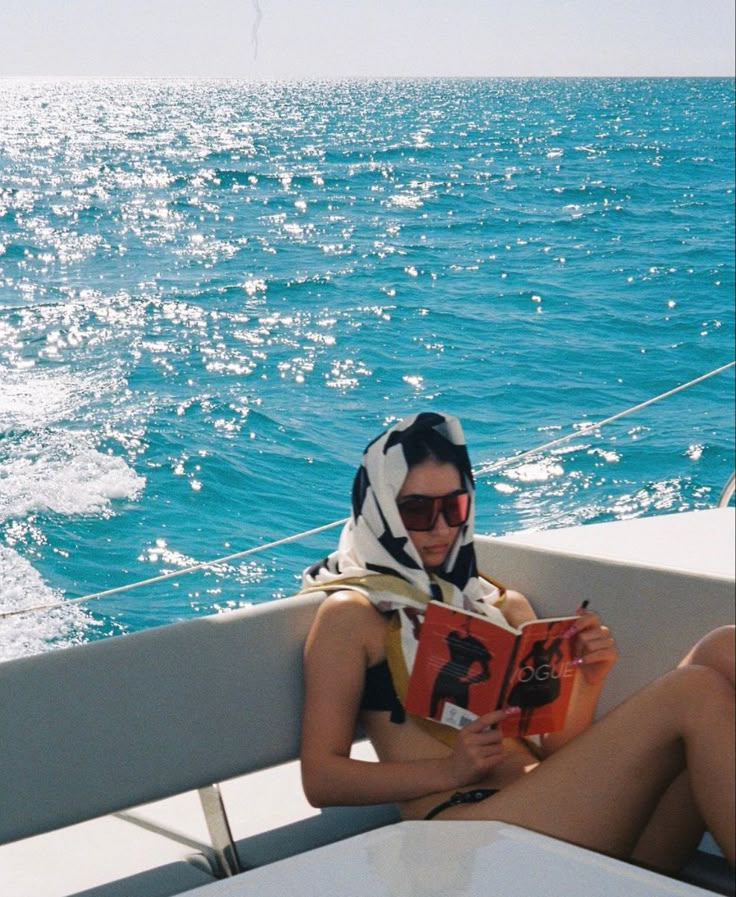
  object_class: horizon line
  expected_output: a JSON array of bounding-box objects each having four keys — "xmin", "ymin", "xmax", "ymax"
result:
[{"xmin": 1, "ymin": 72, "xmax": 734, "ymax": 82}]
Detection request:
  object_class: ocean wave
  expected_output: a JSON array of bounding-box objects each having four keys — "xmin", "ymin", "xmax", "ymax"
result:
[
  {"xmin": 0, "ymin": 240, "xmax": 44, "ymax": 260},
  {"xmin": 0, "ymin": 545, "xmax": 93, "ymax": 663},
  {"xmin": 0, "ymin": 436, "xmax": 145, "ymax": 521}
]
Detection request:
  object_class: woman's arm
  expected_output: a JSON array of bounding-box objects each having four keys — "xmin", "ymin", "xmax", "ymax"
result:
[
  {"xmin": 301, "ymin": 594, "xmax": 454, "ymax": 806},
  {"xmin": 300, "ymin": 593, "xmax": 509, "ymax": 807}
]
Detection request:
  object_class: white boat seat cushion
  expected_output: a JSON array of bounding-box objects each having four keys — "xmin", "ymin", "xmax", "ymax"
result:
[{"xmin": 0, "ymin": 813, "xmax": 215, "ymax": 897}]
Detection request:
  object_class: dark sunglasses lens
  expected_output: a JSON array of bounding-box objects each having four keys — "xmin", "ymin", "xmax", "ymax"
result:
[
  {"xmin": 398, "ymin": 492, "xmax": 470, "ymax": 531},
  {"xmin": 398, "ymin": 498, "xmax": 436, "ymax": 531},
  {"xmin": 443, "ymin": 491, "xmax": 470, "ymax": 526}
]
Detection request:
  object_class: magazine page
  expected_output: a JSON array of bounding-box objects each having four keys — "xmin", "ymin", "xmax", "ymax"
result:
[
  {"xmin": 404, "ymin": 602, "xmax": 517, "ymax": 728},
  {"xmin": 498, "ymin": 618, "xmax": 578, "ymax": 736}
]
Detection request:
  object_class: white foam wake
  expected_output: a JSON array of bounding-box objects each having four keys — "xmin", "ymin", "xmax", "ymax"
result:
[
  {"xmin": 0, "ymin": 439, "xmax": 145, "ymax": 520},
  {"xmin": 0, "ymin": 546, "xmax": 94, "ymax": 663},
  {"xmin": 0, "ymin": 426, "xmax": 145, "ymax": 659}
]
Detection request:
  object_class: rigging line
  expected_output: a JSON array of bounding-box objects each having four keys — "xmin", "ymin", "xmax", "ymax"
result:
[
  {"xmin": 1, "ymin": 359, "xmax": 733, "ymax": 622},
  {"xmin": 0, "ymin": 519, "xmax": 348, "ymax": 621},
  {"xmin": 472, "ymin": 359, "xmax": 736, "ymax": 477}
]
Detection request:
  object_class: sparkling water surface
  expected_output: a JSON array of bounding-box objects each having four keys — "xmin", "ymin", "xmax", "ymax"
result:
[{"xmin": 0, "ymin": 78, "xmax": 734, "ymax": 660}]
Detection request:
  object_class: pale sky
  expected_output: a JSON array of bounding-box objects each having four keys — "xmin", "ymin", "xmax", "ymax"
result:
[{"xmin": 1, "ymin": 0, "xmax": 734, "ymax": 79}]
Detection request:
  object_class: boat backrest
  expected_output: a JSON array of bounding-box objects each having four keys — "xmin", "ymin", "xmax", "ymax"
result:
[{"xmin": 0, "ymin": 592, "xmax": 323, "ymax": 845}]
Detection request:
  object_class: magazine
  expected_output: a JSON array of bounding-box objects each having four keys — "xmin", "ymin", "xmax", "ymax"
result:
[{"xmin": 404, "ymin": 601, "xmax": 580, "ymax": 737}]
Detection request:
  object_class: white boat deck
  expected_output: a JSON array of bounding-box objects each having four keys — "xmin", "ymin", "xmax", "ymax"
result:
[{"xmin": 496, "ymin": 507, "xmax": 734, "ymax": 580}]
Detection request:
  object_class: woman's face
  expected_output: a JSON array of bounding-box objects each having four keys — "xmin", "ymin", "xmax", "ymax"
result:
[{"xmin": 397, "ymin": 459, "xmax": 464, "ymax": 570}]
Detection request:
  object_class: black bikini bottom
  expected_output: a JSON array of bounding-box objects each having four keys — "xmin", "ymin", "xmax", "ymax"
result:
[{"xmin": 424, "ymin": 788, "xmax": 498, "ymax": 820}]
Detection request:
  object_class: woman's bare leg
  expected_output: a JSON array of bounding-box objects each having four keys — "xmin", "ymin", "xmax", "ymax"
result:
[
  {"xmin": 437, "ymin": 665, "xmax": 735, "ymax": 867},
  {"xmin": 631, "ymin": 772, "xmax": 704, "ymax": 872},
  {"xmin": 631, "ymin": 625, "xmax": 735, "ymax": 870},
  {"xmin": 680, "ymin": 625, "xmax": 735, "ymax": 687}
]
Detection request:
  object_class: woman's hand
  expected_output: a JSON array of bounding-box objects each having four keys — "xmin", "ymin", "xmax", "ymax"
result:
[
  {"xmin": 446, "ymin": 708, "xmax": 517, "ymax": 786},
  {"xmin": 572, "ymin": 608, "xmax": 618, "ymax": 686},
  {"xmin": 539, "ymin": 607, "xmax": 617, "ymax": 756}
]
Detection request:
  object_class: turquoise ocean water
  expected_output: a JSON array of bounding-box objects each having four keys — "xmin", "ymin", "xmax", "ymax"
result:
[{"xmin": 0, "ymin": 78, "xmax": 734, "ymax": 661}]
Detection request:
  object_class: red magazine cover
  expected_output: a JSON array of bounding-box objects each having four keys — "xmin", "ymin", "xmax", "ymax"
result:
[{"xmin": 404, "ymin": 602, "xmax": 580, "ymax": 737}]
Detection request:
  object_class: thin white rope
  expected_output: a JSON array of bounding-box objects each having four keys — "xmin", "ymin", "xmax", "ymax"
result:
[
  {"xmin": 2, "ymin": 359, "xmax": 733, "ymax": 622},
  {"xmin": 473, "ymin": 359, "xmax": 736, "ymax": 476},
  {"xmin": 0, "ymin": 519, "xmax": 349, "ymax": 620}
]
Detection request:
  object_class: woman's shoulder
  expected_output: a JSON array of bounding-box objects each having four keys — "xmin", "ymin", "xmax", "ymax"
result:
[
  {"xmin": 314, "ymin": 589, "xmax": 379, "ymax": 626},
  {"xmin": 501, "ymin": 589, "xmax": 537, "ymax": 627},
  {"xmin": 306, "ymin": 589, "xmax": 387, "ymax": 662}
]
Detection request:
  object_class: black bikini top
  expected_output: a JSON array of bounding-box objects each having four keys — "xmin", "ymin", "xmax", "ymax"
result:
[{"xmin": 360, "ymin": 660, "xmax": 406, "ymax": 724}]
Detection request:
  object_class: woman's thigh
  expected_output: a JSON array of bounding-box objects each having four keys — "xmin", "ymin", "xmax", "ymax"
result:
[{"xmin": 433, "ymin": 665, "xmax": 734, "ymax": 862}]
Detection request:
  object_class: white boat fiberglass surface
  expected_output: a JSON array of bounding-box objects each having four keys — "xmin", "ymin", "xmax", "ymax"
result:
[{"xmin": 0, "ymin": 502, "xmax": 733, "ymax": 897}]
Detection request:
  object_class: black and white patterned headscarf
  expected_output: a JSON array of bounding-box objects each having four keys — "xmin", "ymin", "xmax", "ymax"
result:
[{"xmin": 302, "ymin": 412, "xmax": 508, "ymax": 684}]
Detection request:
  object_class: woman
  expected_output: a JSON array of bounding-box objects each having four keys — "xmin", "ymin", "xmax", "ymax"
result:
[{"xmin": 300, "ymin": 412, "xmax": 735, "ymax": 873}]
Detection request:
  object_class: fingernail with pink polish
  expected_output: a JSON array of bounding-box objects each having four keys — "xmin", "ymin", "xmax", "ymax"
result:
[
  {"xmin": 562, "ymin": 624, "xmax": 577, "ymax": 639},
  {"xmin": 503, "ymin": 705, "xmax": 521, "ymax": 716},
  {"xmin": 570, "ymin": 656, "xmax": 585, "ymax": 667}
]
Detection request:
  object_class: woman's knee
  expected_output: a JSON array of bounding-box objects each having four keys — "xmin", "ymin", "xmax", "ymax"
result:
[
  {"xmin": 668, "ymin": 664, "xmax": 734, "ymax": 729},
  {"xmin": 614, "ymin": 665, "xmax": 731, "ymax": 740},
  {"xmin": 680, "ymin": 625, "xmax": 735, "ymax": 688}
]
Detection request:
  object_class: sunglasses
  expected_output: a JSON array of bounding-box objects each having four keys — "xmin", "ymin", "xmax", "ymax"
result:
[{"xmin": 397, "ymin": 489, "xmax": 470, "ymax": 532}]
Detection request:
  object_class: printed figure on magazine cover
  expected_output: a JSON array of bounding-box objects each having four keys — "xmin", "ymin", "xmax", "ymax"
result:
[{"xmin": 429, "ymin": 618, "xmax": 492, "ymax": 720}]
